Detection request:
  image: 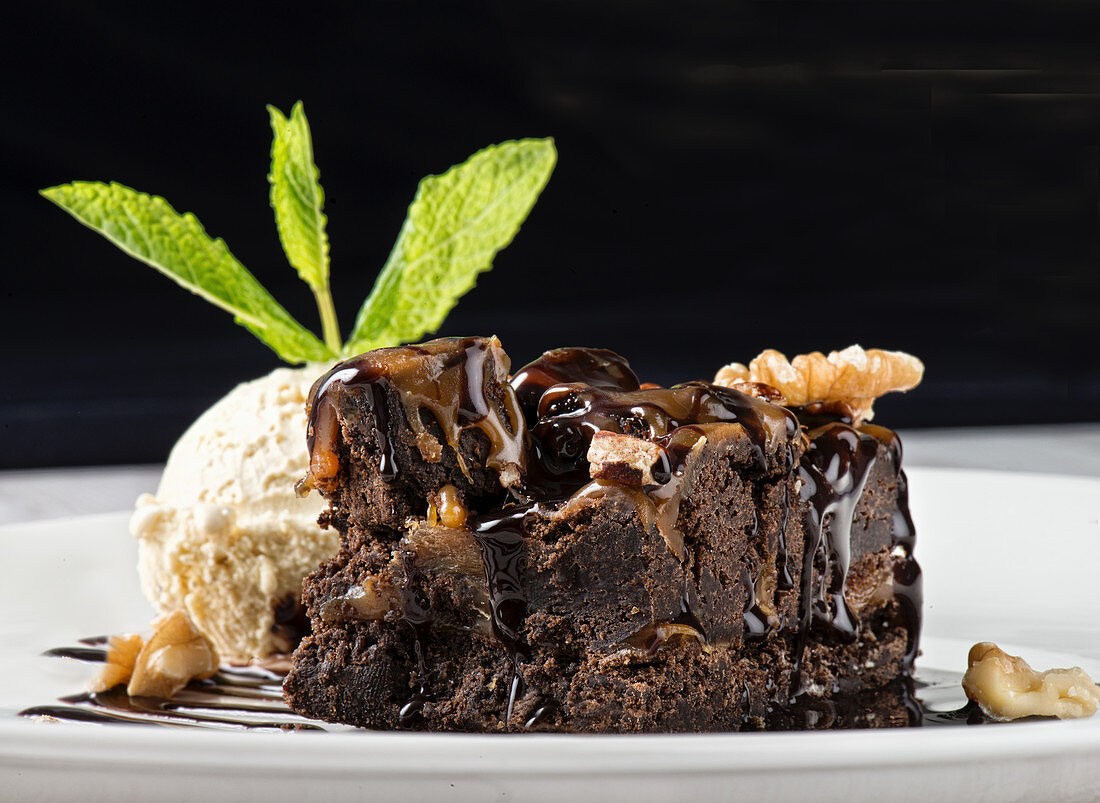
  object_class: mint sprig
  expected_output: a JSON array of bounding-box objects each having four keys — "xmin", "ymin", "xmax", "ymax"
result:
[
  {"xmin": 40, "ymin": 181, "xmax": 334, "ymax": 362},
  {"xmin": 345, "ymin": 139, "xmax": 557, "ymax": 355},
  {"xmin": 267, "ymin": 101, "xmax": 339, "ymax": 353},
  {"xmin": 42, "ymin": 103, "xmax": 556, "ymax": 365}
]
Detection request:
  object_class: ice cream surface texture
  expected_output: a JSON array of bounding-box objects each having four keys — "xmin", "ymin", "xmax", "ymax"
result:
[{"xmin": 130, "ymin": 365, "xmax": 339, "ymax": 663}]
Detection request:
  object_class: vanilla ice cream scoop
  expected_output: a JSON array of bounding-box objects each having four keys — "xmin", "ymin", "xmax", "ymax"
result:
[{"xmin": 130, "ymin": 366, "xmax": 340, "ymax": 663}]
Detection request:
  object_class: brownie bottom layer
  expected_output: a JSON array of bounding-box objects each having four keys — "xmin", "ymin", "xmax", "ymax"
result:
[{"xmin": 283, "ymin": 604, "xmax": 910, "ymax": 733}]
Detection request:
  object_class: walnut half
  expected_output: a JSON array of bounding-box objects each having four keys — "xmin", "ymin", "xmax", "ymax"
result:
[
  {"xmin": 962, "ymin": 642, "xmax": 1100, "ymax": 721},
  {"xmin": 714, "ymin": 345, "xmax": 924, "ymax": 423}
]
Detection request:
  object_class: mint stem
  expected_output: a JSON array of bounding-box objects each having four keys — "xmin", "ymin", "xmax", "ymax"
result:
[{"xmin": 313, "ymin": 286, "xmax": 341, "ymax": 355}]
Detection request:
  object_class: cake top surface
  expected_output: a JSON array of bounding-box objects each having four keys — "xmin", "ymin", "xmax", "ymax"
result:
[
  {"xmin": 302, "ymin": 336, "xmax": 811, "ymax": 505},
  {"xmin": 303, "ymin": 336, "xmax": 527, "ymax": 494}
]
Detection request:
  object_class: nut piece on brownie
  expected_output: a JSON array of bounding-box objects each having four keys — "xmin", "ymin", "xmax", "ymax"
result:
[{"xmin": 586, "ymin": 431, "xmax": 665, "ymax": 486}]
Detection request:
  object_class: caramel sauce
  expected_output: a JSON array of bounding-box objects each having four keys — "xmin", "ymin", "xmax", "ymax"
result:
[{"xmin": 302, "ymin": 336, "xmax": 526, "ymax": 493}]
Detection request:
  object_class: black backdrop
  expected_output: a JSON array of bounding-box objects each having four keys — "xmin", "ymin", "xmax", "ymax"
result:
[{"xmin": 4, "ymin": 1, "xmax": 1100, "ymax": 468}]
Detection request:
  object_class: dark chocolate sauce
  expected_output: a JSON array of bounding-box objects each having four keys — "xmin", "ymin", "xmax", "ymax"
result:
[
  {"xmin": 530, "ymin": 380, "xmax": 794, "ymax": 485},
  {"xmin": 510, "ymin": 347, "xmax": 640, "ymax": 425},
  {"xmin": 740, "ymin": 506, "xmax": 774, "ymax": 641},
  {"xmin": 791, "ymin": 422, "xmax": 880, "ymax": 694},
  {"xmin": 469, "ymin": 508, "xmax": 533, "ymax": 663},
  {"xmin": 775, "ymin": 468, "xmax": 795, "ymax": 591},
  {"xmin": 470, "ymin": 505, "xmax": 539, "ymax": 727},
  {"xmin": 741, "ymin": 595, "xmax": 772, "ymax": 640},
  {"xmin": 910, "ymin": 668, "xmax": 994, "ymax": 727},
  {"xmin": 806, "ymin": 423, "xmax": 880, "ymax": 638},
  {"xmin": 43, "ymin": 646, "xmax": 108, "ymax": 662},
  {"xmin": 861, "ymin": 424, "xmax": 923, "ymax": 669},
  {"xmin": 523, "ymin": 697, "xmax": 559, "ymax": 729},
  {"xmin": 20, "ymin": 649, "xmax": 324, "ymax": 730},
  {"xmin": 397, "ymin": 550, "xmax": 433, "ymax": 724},
  {"xmin": 785, "ymin": 416, "xmax": 924, "ymax": 694}
]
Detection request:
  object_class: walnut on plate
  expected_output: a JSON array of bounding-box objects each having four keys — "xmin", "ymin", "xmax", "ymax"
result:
[
  {"xmin": 714, "ymin": 345, "xmax": 924, "ymax": 423},
  {"xmin": 962, "ymin": 642, "xmax": 1100, "ymax": 721},
  {"xmin": 89, "ymin": 609, "xmax": 220, "ymax": 699},
  {"xmin": 87, "ymin": 634, "xmax": 144, "ymax": 694},
  {"xmin": 127, "ymin": 609, "xmax": 219, "ymax": 698}
]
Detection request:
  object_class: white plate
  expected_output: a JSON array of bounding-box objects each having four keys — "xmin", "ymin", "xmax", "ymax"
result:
[{"xmin": 2, "ymin": 467, "xmax": 1099, "ymax": 802}]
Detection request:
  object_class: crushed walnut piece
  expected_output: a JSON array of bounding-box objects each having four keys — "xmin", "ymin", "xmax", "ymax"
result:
[
  {"xmin": 127, "ymin": 610, "xmax": 220, "ymax": 698},
  {"xmin": 962, "ymin": 642, "xmax": 1100, "ymax": 721},
  {"xmin": 714, "ymin": 345, "xmax": 923, "ymax": 423},
  {"xmin": 85, "ymin": 611, "xmax": 220, "ymax": 698},
  {"xmin": 87, "ymin": 633, "xmax": 144, "ymax": 694},
  {"xmin": 319, "ymin": 576, "xmax": 396, "ymax": 623},
  {"xmin": 725, "ymin": 381, "xmax": 786, "ymax": 404},
  {"xmin": 587, "ymin": 431, "xmax": 665, "ymax": 486}
]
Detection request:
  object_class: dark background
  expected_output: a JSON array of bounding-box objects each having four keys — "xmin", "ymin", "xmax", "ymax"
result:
[{"xmin": 4, "ymin": 1, "xmax": 1099, "ymax": 468}]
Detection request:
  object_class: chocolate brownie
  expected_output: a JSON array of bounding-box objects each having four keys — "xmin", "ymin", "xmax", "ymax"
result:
[{"xmin": 284, "ymin": 337, "xmax": 921, "ymax": 732}]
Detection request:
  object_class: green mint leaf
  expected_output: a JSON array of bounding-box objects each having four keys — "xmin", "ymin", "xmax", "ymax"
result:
[
  {"xmin": 267, "ymin": 101, "xmax": 330, "ymax": 293},
  {"xmin": 41, "ymin": 181, "xmax": 335, "ymax": 363},
  {"xmin": 343, "ymin": 138, "xmax": 556, "ymax": 356}
]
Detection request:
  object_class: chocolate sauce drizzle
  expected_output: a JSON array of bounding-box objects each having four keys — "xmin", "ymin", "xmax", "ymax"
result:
[
  {"xmin": 861, "ymin": 424, "xmax": 923, "ymax": 669},
  {"xmin": 509, "ymin": 347, "xmax": 640, "ymax": 426},
  {"xmin": 43, "ymin": 646, "xmax": 109, "ymax": 663},
  {"xmin": 789, "ymin": 423, "xmax": 879, "ymax": 696},
  {"xmin": 740, "ymin": 507, "xmax": 776, "ymax": 642},
  {"xmin": 799, "ymin": 424, "xmax": 880, "ymax": 640},
  {"xmin": 775, "ymin": 446, "xmax": 796, "ymax": 591},
  {"xmin": 528, "ymin": 380, "xmax": 794, "ymax": 492},
  {"xmin": 468, "ymin": 505, "xmax": 542, "ymax": 726},
  {"xmin": 397, "ymin": 550, "xmax": 433, "ymax": 725},
  {"xmin": 21, "ymin": 648, "xmax": 324, "ymax": 730},
  {"xmin": 787, "ymin": 418, "xmax": 925, "ymax": 695}
]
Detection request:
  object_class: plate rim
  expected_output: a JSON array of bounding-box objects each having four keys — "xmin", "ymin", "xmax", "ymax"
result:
[{"xmin": 3, "ymin": 466, "xmax": 1100, "ymax": 787}]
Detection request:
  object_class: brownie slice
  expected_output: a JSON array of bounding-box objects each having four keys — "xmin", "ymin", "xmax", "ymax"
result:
[
  {"xmin": 299, "ymin": 336, "xmax": 525, "ymax": 532},
  {"xmin": 284, "ymin": 339, "xmax": 921, "ymax": 732}
]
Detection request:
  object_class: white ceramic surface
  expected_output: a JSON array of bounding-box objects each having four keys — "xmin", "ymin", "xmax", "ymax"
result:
[{"xmin": 1, "ymin": 467, "xmax": 1099, "ymax": 802}]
